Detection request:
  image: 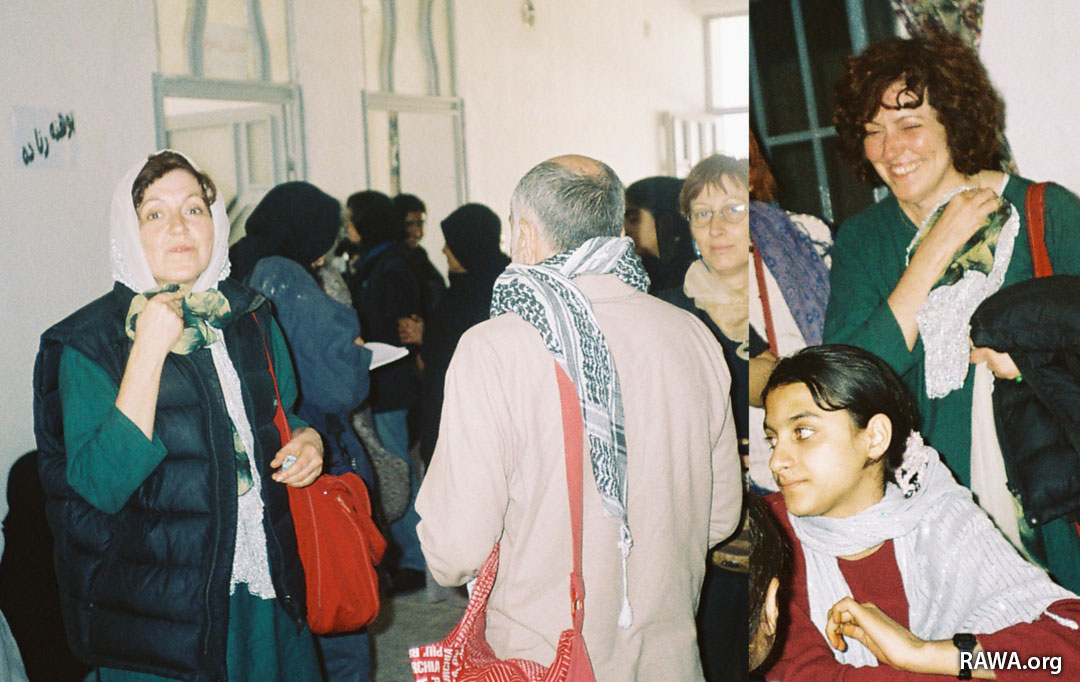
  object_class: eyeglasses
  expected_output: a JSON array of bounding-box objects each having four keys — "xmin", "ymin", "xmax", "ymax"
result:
[{"xmin": 686, "ymin": 202, "xmax": 748, "ymax": 227}]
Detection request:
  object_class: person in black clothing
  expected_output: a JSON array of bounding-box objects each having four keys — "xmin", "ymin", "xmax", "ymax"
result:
[
  {"xmin": 394, "ymin": 193, "xmax": 446, "ymax": 326},
  {"xmin": 624, "ymin": 176, "xmax": 697, "ymax": 293},
  {"xmin": 418, "ymin": 203, "xmax": 511, "ymax": 466},
  {"xmin": 343, "ymin": 190, "xmax": 427, "ymax": 589}
]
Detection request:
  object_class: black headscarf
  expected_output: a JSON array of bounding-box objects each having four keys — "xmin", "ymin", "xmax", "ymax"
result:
[
  {"xmin": 418, "ymin": 203, "xmax": 510, "ymax": 464},
  {"xmin": 440, "ymin": 203, "xmax": 509, "ymax": 279},
  {"xmin": 229, "ymin": 181, "xmax": 341, "ymax": 281},
  {"xmin": 625, "ymin": 176, "xmax": 695, "ymax": 292},
  {"xmin": 346, "ymin": 190, "xmax": 404, "ymax": 247}
]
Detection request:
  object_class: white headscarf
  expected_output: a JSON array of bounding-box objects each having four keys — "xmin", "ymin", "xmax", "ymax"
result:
[
  {"xmin": 109, "ymin": 149, "xmax": 231, "ymax": 293},
  {"xmin": 109, "ymin": 151, "xmax": 276, "ymax": 599},
  {"xmin": 789, "ymin": 433, "xmax": 1077, "ymax": 667}
]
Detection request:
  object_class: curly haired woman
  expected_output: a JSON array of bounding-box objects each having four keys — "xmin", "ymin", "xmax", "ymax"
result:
[{"xmin": 822, "ymin": 34, "xmax": 1080, "ymax": 592}]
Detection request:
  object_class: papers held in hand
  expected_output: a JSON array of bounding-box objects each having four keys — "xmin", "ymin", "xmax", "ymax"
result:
[{"xmin": 365, "ymin": 342, "xmax": 409, "ymax": 370}]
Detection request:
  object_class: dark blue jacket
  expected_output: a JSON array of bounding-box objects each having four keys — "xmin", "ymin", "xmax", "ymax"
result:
[
  {"xmin": 971, "ymin": 274, "xmax": 1080, "ymax": 527},
  {"xmin": 247, "ymin": 256, "xmax": 375, "ymax": 484},
  {"xmin": 347, "ymin": 242, "xmax": 422, "ymax": 413},
  {"xmin": 657, "ymin": 286, "xmax": 766, "ymax": 456},
  {"xmin": 33, "ymin": 280, "xmax": 305, "ymax": 681}
]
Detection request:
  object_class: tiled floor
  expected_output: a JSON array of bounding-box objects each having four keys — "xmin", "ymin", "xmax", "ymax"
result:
[{"xmin": 369, "ymin": 589, "xmax": 467, "ymax": 681}]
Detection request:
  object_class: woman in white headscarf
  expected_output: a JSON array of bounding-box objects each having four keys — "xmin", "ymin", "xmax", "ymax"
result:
[{"xmin": 33, "ymin": 151, "xmax": 323, "ymax": 681}]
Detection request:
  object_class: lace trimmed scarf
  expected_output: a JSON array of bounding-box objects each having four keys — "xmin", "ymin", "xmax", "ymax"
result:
[
  {"xmin": 110, "ymin": 151, "xmax": 276, "ymax": 599},
  {"xmin": 909, "ymin": 178, "xmax": 1018, "ymax": 398},
  {"xmin": 490, "ymin": 236, "xmax": 649, "ymax": 628},
  {"xmin": 789, "ymin": 432, "xmax": 1077, "ymax": 668}
]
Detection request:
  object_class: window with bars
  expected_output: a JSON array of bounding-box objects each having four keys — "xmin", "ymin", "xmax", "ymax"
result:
[
  {"xmin": 750, "ymin": 0, "xmax": 895, "ymax": 226},
  {"xmin": 664, "ymin": 11, "xmax": 749, "ymax": 176}
]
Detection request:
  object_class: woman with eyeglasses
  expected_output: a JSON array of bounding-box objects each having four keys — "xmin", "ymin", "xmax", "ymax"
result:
[
  {"xmin": 659, "ymin": 154, "xmax": 758, "ymax": 457},
  {"xmin": 657, "ymin": 153, "xmax": 760, "ymax": 682}
]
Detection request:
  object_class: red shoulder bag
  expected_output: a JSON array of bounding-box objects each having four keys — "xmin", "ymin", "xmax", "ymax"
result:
[{"xmin": 254, "ymin": 314, "xmax": 387, "ymax": 634}]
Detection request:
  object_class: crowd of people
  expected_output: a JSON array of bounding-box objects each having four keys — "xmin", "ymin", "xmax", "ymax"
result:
[{"xmin": 15, "ymin": 31, "xmax": 1080, "ymax": 682}]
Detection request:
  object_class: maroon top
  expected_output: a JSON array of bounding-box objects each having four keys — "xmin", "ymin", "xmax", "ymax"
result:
[{"xmin": 763, "ymin": 493, "xmax": 1080, "ymax": 681}]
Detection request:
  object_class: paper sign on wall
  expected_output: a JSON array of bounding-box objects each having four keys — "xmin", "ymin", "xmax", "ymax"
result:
[{"xmin": 13, "ymin": 106, "xmax": 78, "ymax": 169}]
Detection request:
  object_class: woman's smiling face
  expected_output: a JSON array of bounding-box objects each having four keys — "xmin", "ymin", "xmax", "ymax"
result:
[
  {"xmin": 764, "ymin": 382, "xmax": 887, "ymax": 519},
  {"xmin": 137, "ymin": 169, "xmax": 215, "ymax": 287},
  {"xmin": 863, "ymin": 82, "xmax": 966, "ymax": 216}
]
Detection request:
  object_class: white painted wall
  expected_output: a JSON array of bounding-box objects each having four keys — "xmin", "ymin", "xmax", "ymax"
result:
[
  {"xmin": 981, "ymin": 1, "xmax": 1080, "ymax": 193},
  {"xmin": 0, "ymin": 0, "xmax": 158, "ymax": 535},
  {"xmin": 291, "ymin": 0, "xmax": 370, "ymax": 201},
  {"xmin": 454, "ymin": 0, "xmax": 708, "ymax": 221}
]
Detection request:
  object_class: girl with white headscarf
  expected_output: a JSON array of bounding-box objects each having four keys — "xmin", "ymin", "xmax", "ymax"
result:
[
  {"xmin": 33, "ymin": 151, "xmax": 323, "ymax": 681},
  {"xmin": 760, "ymin": 344, "xmax": 1080, "ymax": 681}
]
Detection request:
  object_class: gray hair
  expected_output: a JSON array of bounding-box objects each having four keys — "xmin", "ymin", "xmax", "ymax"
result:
[{"xmin": 510, "ymin": 159, "xmax": 625, "ymax": 252}]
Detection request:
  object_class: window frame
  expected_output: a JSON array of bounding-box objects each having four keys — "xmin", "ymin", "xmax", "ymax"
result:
[{"xmin": 749, "ymin": 0, "xmax": 890, "ymax": 223}]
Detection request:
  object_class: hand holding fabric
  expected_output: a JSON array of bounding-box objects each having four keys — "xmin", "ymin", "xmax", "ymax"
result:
[
  {"xmin": 969, "ymin": 346, "xmax": 1021, "ymax": 380},
  {"xmin": 131, "ymin": 290, "xmax": 185, "ymax": 358},
  {"xmin": 914, "ymin": 189, "xmax": 1000, "ymax": 276}
]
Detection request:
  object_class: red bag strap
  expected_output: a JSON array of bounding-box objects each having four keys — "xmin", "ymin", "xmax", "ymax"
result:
[
  {"xmin": 252, "ymin": 313, "xmax": 292, "ymax": 445},
  {"xmin": 554, "ymin": 362, "xmax": 587, "ymax": 633},
  {"xmin": 752, "ymin": 244, "xmax": 779, "ymax": 356},
  {"xmin": 1025, "ymin": 182, "xmax": 1053, "ymax": 278}
]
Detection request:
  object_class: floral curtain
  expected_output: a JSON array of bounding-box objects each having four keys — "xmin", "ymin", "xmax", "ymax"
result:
[
  {"xmin": 888, "ymin": 0, "xmax": 985, "ymax": 47},
  {"xmin": 887, "ymin": 0, "xmax": 1017, "ymax": 172}
]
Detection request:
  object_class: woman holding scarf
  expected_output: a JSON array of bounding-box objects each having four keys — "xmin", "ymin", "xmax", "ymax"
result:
[
  {"xmin": 823, "ymin": 34, "xmax": 1080, "ymax": 591},
  {"xmin": 761, "ymin": 344, "xmax": 1080, "ymax": 681},
  {"xmin": 33, "ymin": 151, "xmax": 323, "ymax": 681}
]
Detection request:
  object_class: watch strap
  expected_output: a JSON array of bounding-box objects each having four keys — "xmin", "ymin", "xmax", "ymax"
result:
[{"xmin": 953, "ymin": 632, "xmax": 977, "ymax": 680}]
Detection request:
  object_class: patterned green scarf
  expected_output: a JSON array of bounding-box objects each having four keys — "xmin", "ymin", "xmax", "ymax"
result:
[
  {"xmin": 906, "ymin": 194, "xmax": 1012, "ymax": 289},
  {"xmin": 125, "ymin": 284, "xmax": 253, "ymax": 495},
  {"xmin": 125, "ymin": 283, "xmax": 233, "ymax": 354}
]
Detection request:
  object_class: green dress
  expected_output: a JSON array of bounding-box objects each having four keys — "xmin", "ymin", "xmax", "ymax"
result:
[
  {"xmin": 59, "ymin": 321, "xmax": 321, "ymax": 682},
  {"xmin": 824, "ymin": 175, "xmax": 1080, "ymax": 592}
]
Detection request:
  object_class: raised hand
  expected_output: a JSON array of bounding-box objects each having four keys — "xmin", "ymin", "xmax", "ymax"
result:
[
  {"xmin": 916, "ymin": 188, "xmax": 999, "ymax": 273},
  {"xmin": 132, "ymin": 290, "xmax": 185, "ymax": 358}
]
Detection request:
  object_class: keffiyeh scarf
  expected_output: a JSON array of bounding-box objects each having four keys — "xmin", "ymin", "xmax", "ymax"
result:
[
  {"xmin": 908, "ymin": 181, "xmax": 1019, "ymax": 398},
  {"xmin": 789, "ymin": 432, "xmax": 1077, "ymax": 668},
  {"xmin": 490, "ymin": 236, "xmax": 649, "ymax": 628}
]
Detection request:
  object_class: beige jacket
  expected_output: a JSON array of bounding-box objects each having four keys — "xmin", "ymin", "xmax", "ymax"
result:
[{"xmin": 415, "ymin": 274, "xmax": 741, "ymax": 682}]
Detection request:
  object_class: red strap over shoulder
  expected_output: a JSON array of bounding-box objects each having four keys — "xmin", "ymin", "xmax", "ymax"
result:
[
  {"xmin": 251, "ymin": 313, "xmax": 292, "ymax": 446},
  {"xmin": 1025, "ymin": 182, "xmax": 1053, "ymax": 278},
  {"xmin": 752, "ymin": 245, "xmax": 779, "ymax": 356},
  {"xmin": 554, "ymin": 362, "xmax": 586, "ymax": 632}
]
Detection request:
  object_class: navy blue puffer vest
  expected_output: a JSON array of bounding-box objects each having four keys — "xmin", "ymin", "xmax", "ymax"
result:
[{"xmin": 33, "ymin": 279, "xmax": 306, "ymax": 681}]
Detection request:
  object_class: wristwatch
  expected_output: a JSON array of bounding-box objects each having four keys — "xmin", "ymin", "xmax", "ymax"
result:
[{"xmin": 953, "ymin": 632, "xmax": 977, "ymax": 680}]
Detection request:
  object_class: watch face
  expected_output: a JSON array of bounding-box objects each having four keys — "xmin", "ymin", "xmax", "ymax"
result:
[{"xmin": 953, "ymin": 632, "xmax": 977, "ymax": 649}]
